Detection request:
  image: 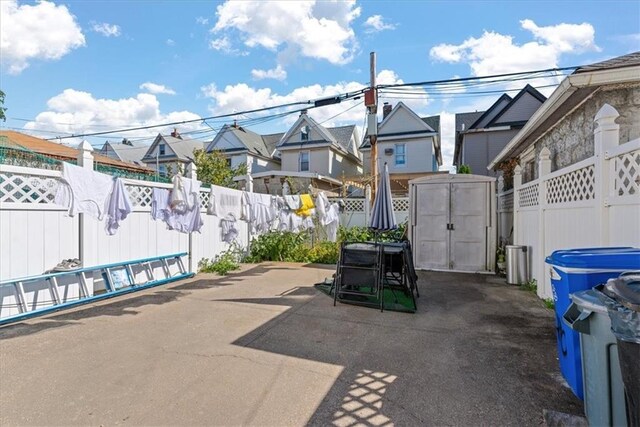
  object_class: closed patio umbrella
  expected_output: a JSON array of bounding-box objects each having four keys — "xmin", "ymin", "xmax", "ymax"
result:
[{"xmin": 369, "ymin": 162, "xmax": 397, "ymax": 232}]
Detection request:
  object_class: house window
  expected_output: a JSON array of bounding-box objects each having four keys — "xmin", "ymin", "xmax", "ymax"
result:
[
  {"xmin": 395, "ymin": 144, "xmax": 406, "ymax": 166},
  {"xmin": 158, "ymin": 164, "xmax": 167, "ymax": 175},
  {"xmin": 159, "ymin": 144, "xmax": 166, "ymax": 156},
  {"xmin": 299, "ymin": 151, "xmax": 310, "ymax": 171},
  {"xmin": 301, "ymin": 126, "xmax": 309, "ymax": 141}
]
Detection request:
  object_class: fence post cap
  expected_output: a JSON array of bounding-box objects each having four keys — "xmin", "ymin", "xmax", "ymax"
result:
[{"xmin": 77, "ymin": 140, "xmax": 93, "ymax": 152}]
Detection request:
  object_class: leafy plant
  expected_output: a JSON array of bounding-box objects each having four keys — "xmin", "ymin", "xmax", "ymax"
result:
[
  {"xmin": 543, "ymin": 298, "xmax": 555, "ymax": 310},
  {"xmin": 199, "ymin": 247, "xmax": 241, "ymax": 275},
  {"xmin": 496, "ymin": 157, "xmax": 520, "ymax": 190},
  {"xmin": 521, "ymin": 279, "xmax": 538, "ymax": 293},
  {"xmin": 338, "ymin": 222, "xmax": 406, "ymax": 244},
  {"xmin": 307, "ymin": 241, "xmax": 339, "ymax": 264},
  {"xmin": 0, "ymin": 89, "xmax": 6, "ymax": 122},
  {"xmin": 193, "ymin": 148, "xmax": 247, "ymax": 188},
  {"xmin": 245, "ymin": 231, "xmax": 310, "ymax": 263},
  {"xmin": 457, "ymin": 164, "xmax": 471, "ymax": 174}
]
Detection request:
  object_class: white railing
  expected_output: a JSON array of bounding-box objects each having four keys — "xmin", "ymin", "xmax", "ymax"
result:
[{"xmin": 511, "ymin": 104, "xmax": 640, "ymax": 299}]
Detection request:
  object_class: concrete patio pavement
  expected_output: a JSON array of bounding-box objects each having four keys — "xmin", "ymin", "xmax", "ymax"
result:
[{"xmin": 0, "ymin": 263, "xmax": 582, "ymax": 426}]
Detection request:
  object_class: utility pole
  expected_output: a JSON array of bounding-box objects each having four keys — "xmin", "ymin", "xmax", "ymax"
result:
[{"xmin": 367, "ymin": 52, "xmax": 378, "ymax": 198}]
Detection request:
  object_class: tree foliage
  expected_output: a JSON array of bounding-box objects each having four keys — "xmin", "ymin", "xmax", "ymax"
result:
[
  {"xmin": 457, "ymin": 164, "xmax": 471, "ymax": 174},
  {"xmin": 0, "ymin": 90, "xmax": 6, "ymax": 122},
  {"xmin": 192, "ymin": 148, "xmax": 247, "ymax": 188}
]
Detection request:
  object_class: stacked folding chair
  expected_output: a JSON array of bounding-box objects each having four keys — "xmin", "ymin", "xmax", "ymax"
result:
[{"xmin": 333, "ymin": 242, "xmax": 384, "ymax": 310}]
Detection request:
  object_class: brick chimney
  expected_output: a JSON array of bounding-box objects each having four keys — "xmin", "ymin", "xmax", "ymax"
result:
[
  {"xmin": 170, "ymin": 128, "xmax": 181, "ymax": 139},
  {"xmin": 383, "ymin": 102, "xmax": 392, "ymax": 119}
]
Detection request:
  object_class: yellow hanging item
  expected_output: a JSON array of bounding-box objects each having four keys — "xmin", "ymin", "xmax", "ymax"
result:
[{"xmin": 295, "ymin": 194, "xmax": 315, "ymax": 217}]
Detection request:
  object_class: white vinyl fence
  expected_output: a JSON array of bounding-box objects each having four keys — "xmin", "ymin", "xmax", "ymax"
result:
[
  {"xmin": 499, "ymin": 104, "xmax": 640, "ymax": 299},
  {"xmin": 328, "ymin": 196, "xmax": 410, "ymax": 228},
  {"xmin": 0, "ymin": 150, "xmax": 249, "ymax": 314}
]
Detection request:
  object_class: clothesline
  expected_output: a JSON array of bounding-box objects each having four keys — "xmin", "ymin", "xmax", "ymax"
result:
[{"xmin": 53, "ymin": 163, "xmax": 341, "ymax": 244}]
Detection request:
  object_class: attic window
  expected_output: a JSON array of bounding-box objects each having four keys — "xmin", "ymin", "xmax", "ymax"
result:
[
  {"xmin": 159, "ymin": 144, "xmax": 166, "ymax": 156},
  {"xmin": 301, "ymin": 126, "xmax": 309, "ymax": 141}
]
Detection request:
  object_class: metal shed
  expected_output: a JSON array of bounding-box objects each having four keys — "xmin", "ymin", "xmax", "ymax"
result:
[{"xmin": 409, "ymin": 174, "xmax": 496, "ymax": 272}]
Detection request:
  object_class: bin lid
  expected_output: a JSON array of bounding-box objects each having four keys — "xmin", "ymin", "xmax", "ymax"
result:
[
  {"xmin": 545, "ymin": 247, "xmax": 640, "ymax": 269},
  {"xmin": 570, "ymin": 289, "xmax": 608, "ymax": 314},
  {"xmin": 603, "ymin": 276, "xmax": 640, "ymax": 310}
]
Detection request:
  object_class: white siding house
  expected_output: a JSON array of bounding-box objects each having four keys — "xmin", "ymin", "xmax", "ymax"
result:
[{"xmin": 360, "ymin": 102, "xmax": 442, "ymax": 195}]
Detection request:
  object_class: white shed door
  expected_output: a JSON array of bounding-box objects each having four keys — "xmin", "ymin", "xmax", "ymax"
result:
[
  {"xmin": 413, "ymin": 183, "xmax": 449, "ymax": 269},
  {"xmin": 450, "ymin": 183, "xmax": 488, "ymax": 271}
]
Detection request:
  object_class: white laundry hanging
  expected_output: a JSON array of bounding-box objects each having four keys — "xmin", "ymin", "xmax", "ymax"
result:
[
  {"xmin": 151, "ymin": 188, "xmax": 171, "ymax": 222},
  {"xmin": 206, "ymin": 186, "xmax": 218, "ymax": 216},
  {"xmin": 242, "ymin": 191, "xmax": 278, "ymax": 234},
  {"xmin": 152, "ymin": 176, "xmax": 203, "ymax": 234},
  {"xmin": 220, "ymin": 213, "xmax": 239, "ymax": 243},
  {"xmin": 105, "ymin": 177, "xmax": 133, "ymax": 235},
  {"xmin": 55, "ymin": 162, "xmax": 114, "ymax": 220}
]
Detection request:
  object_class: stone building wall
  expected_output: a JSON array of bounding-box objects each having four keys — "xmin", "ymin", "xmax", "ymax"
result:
[{"xmin": 532, "ymin": 84, "xmax": 640, "ymax": 179}]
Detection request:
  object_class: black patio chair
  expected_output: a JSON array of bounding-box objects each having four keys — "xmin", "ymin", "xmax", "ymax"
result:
[
  {"xmin": 333, "ymin": 242, "xmax": 384, "ymax": 310},
  {"xmin": 379, "ymin": 242, "xmax": 418, "ymax": 311}
]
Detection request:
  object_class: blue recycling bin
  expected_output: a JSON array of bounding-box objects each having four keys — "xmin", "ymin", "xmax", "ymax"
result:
[{"xmin": 545, "ymin": 247, "xmax": 640, "ymax": 400}]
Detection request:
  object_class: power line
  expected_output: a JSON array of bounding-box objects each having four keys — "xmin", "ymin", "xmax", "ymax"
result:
[
  {"xmin": 46, "ymin": 92, "xmax": 364, "ymax": 141},
  {"xmin": 377, "ymin": 66, "xmax": 577, "ymax": 89},
  {"xmin": 21, "ymin": 64, "xmax": 584, "ymax": 143}
]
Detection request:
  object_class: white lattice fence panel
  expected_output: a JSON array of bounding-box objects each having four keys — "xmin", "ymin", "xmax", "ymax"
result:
[
  {"xmin": 614, "ymin": 149, "xmax": 640, "ymax": 197},
  {"xmin": 0, "ymin": 172, "xmax": 60, "ymax": 204},
  {"xmin": 392, "ymin": 198, "xmax": 409, "ymax": 212},
  {"xmin": 518, "ymin": 184, "xmax": 539, "ymax": 207},
  {"xmin": 499, "ymin": 192, "xmax": 514, "ymax": 211},
  {"xmin": 126, "ymin": 185, "xmax": 153, "ymax": 208},
  {"xmin": 546, "ymin": 165, "xmax": 595, "ymax": 204},
  {"xmin": 200, "ymin": 191, "xmax": 210, "ymax": 210},
  {"xmin": 328, "ymin": 198, "xmax": 364, "ymax": 212}
]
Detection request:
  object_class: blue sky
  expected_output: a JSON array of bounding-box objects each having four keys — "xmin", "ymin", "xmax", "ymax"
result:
[{"xmin": 1, "ymin": 0, "xmax": 639, "ymax": 169}]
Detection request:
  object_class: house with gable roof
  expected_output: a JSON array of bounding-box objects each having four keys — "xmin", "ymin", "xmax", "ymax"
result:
[
  {"xmin": 99, "ymin": 139, "xmax": 148, "ymax": 167},
  {"xmin": 454, "ymin": 85, "xmax": 546, "ymax": 177},
  {"xmin": 360, "ymin": 102, "xmax": 443, "ymax": 195},
  {"xmin": 248, "ymin": 110, "xmax": 363, "ymax": 195},
  {"xmin": 141, "ymin": 129, "xmax": 206, "ymax": 175},
  {"xmin": 205, "ymin": 122, "xmax": 282, "ymax": 175}
]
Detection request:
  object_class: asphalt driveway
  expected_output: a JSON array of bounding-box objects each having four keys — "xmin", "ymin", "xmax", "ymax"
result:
[{"xmin": 0, "ymin": 263, "xmax": 582, "ymax": 426}]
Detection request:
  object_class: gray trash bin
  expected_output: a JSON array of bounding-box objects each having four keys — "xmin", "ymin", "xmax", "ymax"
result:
[
  {"xmin": 506, "ymin": 245, "xmax": 529, "ymax": 285},
  {"xmin": 563, "ymin": 289, "xmax": 627, "ymax": 427},
  {"xmin": 596, "ymin": 274, "xmax": 640, "ymax": 427}
]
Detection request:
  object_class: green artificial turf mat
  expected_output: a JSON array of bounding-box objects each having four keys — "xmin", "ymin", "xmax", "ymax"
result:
[{"xmin": 314, "ymin": 282, "xmax": 417, "ymax": 313}]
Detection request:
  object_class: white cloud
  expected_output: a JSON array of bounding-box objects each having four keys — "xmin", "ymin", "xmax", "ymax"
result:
[
  {"xmin": 139, "ymin": 82, "xmax": 176, "ymax": 95},
  {"xmin": 92, "ymin": 22, "xmax": 121, "ymax": 37},
  {"xmin": 209, "ymin": 36, "xmax": 248, "ymax": 55},
  {"xmin": 201, "ymin": 69, "xmax": 428, "ymax": 128},
  {"xmin": 196, "ymin": 16, "xmax": 209, "ymax": 25},
  {"xmin": 0, "ymin": 0, "xmax": 85, "ymax": 74},
  {"xmin": 24, "ymin": 89, "xmax": 202, "ymax": 141},
  {"xmin": 251, "ymin": 65, "xmax": 287, "ymax": 81},
  {"xmin": 430, "ymin": 19, "xmax": 599, "ymax": 78},
  {"xmin": 166, "ymin": 38, "xmax": 176, "ymax": 46},
  {"xmin": 363, "ymin": 15, "xmax": 395, "ymax": 33},
  {"xmin": 211, "ymin": 0, "xmax": 360, "ymax": 65}
]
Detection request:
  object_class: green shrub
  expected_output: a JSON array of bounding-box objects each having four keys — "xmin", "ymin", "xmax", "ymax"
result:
[
  {"xmin": 543, "ymin": 298, "xmax": 555, "ymax": 310},
  {"xmin": 245, "ymin": 231, "xmax": 309, "ymax": 263},
  {"xmin": 338, "ymin": 222, "xmax": 406, "ymax": 244},
  {"xmin": 199, "ymin": 248, "xmax": 241, "ymax": 276},
  {"xmin": 307, "ymin": 241, "xmax": 339, "ymax": 264},
  {"xmin": 457, "ymin": 164, "xmax": 472, "ymax": 174}
]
